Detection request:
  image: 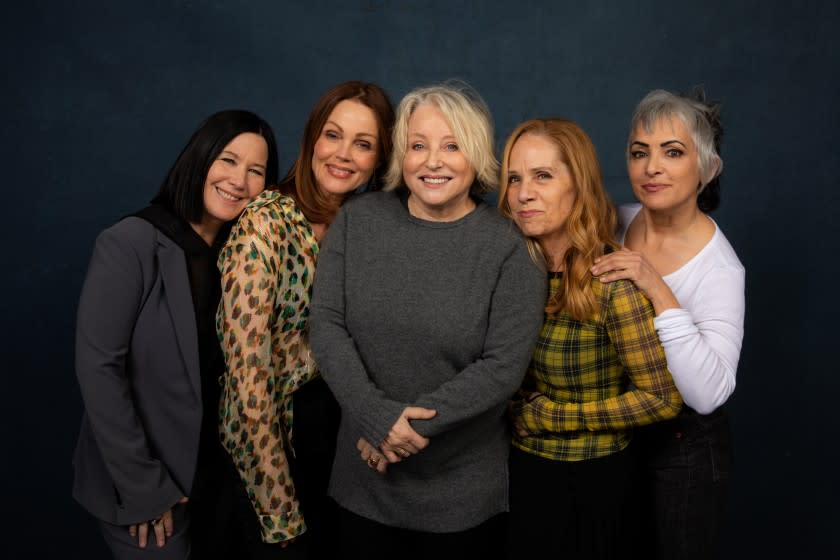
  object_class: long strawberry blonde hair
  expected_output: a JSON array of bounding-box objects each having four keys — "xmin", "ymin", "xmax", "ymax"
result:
[{"xmin": 498, "ymin": 118, "xmax": 617, "ymax": 320}]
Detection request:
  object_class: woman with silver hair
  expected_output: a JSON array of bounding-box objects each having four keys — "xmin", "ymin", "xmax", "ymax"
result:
[
  {"xmin": 591, "ymin": 88, "xmax": 745, "ymax": 559},
  {"xmin": 309, "ymin": 82, "xmax": 545, "ymax": 556}
]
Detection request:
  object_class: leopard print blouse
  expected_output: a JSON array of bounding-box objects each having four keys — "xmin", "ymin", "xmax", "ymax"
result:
[{"xmin": 216, "ymin": 190, "xmax": 319, "ymax": 543}]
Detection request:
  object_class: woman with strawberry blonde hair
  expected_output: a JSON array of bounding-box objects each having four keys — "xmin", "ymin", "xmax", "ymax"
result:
[{"xmin": 499, "ymin": 118, "xmax": 682, "ymax": 559}]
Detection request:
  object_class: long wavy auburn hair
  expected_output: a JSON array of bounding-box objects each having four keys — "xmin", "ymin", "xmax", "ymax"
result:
[{"xmin": 499, "ymin": 118, "xmax": 618, "ymax": 320}]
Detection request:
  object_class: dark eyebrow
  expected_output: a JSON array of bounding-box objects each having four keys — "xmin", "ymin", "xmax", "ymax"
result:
[
  {"xmin": 629, "ymin": 140, "xmax": 687, "ymax": 149},
  {"xmin": 324, "ymin": 120, "xmax": 343, "ymax": 131},
  {"xmin": 220, "ymin": 150, "xmax": 266, "ymax": 169}
]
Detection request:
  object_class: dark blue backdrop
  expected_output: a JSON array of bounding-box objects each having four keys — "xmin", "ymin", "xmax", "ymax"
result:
[{"xmin": 4, "ymin": 1, "xmax": 838, "ymax": 557}]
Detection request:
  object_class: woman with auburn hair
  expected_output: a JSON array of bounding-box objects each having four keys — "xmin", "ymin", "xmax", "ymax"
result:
[
  {"xmin": 216, "ymin": 81, "xmax": 394, "ymax": 558},
  {"xmin": 309, "ymin": 83, "xmax": 545, "ymax": 557},
  {"xmin": 499, "ymin": 118, "xmax": 682, "ymax": 559},
  {"xmin": 590, "ymin": 89, "xmax": 743, "ymax": 559}
]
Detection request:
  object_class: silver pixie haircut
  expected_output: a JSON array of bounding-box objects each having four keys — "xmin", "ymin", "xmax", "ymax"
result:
[
  {"xmin": 384, "ymin": 81, "xmax": 499, "ymax": 195},
  {"xmin": 628, "ymin": 89, "xmax": 723, "ymax": 187}
]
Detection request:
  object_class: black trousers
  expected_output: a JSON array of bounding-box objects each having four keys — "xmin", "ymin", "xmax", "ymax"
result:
[
  {"xmin": 506, "ymin": 444, "xmax": 641, "ymax": 560},
  {"xmin": 638, "ymin": 408, "xmax": 732, "ymax": 560},
  {"xmin": 338, "ymin": 507, "xmax": 506, "ymax": 559},
  {"xmin": 189, "ymin": 445, "xmax": 311, "ymax": 559}
]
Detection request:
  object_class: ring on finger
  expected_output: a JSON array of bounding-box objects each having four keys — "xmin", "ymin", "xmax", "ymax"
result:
[
  {"xmin": 396, "ymin": 447, "xmax": 409, "ymax": 458},
  {"xmin": 150, "ymin": 517, "xmax": 162, "ymax": 527},
  {"xmin": 367, "ymin": 456, "xmax": 380, "ymax": 468}
]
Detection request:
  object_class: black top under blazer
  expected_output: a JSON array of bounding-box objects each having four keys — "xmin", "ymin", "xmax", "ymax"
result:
[{"xmin": 73, "ymin": 216, "xmax": 202, "ymax": 526}]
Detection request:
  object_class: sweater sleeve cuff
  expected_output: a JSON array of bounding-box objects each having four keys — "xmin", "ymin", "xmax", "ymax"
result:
[{"xmin": 354, "ymin": 398, "xmax": 406, "ymax": 446}]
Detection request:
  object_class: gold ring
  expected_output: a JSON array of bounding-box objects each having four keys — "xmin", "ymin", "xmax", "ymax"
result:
[
  {"xmin": 396, "ymin": 448, "xmax": 409, "ymax": 457},
  {"xmin": 367, "ymin": 456, "xmax": 379, "ymax": 467}
]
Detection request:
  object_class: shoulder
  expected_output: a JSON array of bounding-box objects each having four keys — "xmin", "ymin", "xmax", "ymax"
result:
[
  {"xmin": 342, "ymin": 190, "xmax": 400, "ymax": 217},
  {"xmin": 101, "ymin": 215, "xmax": 158, "ymax": 243},
  {"xmin": 707, "ymin": 222, "xmax": 745, "ymax": 274},
  {"xmin": 231, "ymin": 191, "xmax": 313, "ymax": 243},
  {"xmin": 94, "ymin": 216, "xmax": 165, "ymax": 259},
  {"xmin": 240, "ymin": 190, "xmax": 301, "ymax": 225},
  {"xmin": 597, "ymin": 276, "xmax": 654, "ymax": 319},
  {"xmin": 469, "ymin": 202, "xmax": 529, "ymax": 245}
]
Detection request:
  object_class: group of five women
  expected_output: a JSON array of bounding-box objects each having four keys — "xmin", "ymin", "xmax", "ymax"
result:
[{"xmin": 73, "ymin": 79, "xmax": 744, "ymax": 560}]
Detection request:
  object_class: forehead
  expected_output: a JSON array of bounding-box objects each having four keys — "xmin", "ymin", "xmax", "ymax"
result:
[
  {"xmin": 222, "ymin": 132, "xmax": 268, "ymax": 158},
  {"xmin": 634, "ymin": 116, "xmax": 692, "ymax": 143},
  {"xmin": 407, "ymin": 103, "xmax": 452, "ymax": 134},
  {"xmin": 509, "ymin": 133, "xmax": 563, "ymax": 165},
  {"xmin": 325, "ymin": 99, "xmax": 378, "ymax": 132}
]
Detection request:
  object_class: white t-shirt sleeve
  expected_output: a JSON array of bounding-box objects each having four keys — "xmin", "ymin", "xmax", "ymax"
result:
[{"xmin": 654, "ymin": 261, "xmax": 745, "ymax": 414}]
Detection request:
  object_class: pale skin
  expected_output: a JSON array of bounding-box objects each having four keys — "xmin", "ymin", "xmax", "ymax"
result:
[
  {"xmin": 357, "ymin": 407, "xmax": 438, "ymax": 473},
  {"xmin": 306, "ymin": 100, "xmax": 438, "ymax": 472},
  {"xmin": 128, "ymin": 496, "xmax": 189, "ymax": 548},
  {"xmin": 129, "ymin": 134, "xmax": 269, "ymax": 548},
  {"xmin": 589, "ymin": 117, "xmax": 718, "ymax": 315},
  {"xmin": 359, "ymin": 103, "xmax": 482, "ymax": 471},
  {"xmin": 310, "ymin": 99, "xmax": 380, "ymax": 242},
  {"xmin": 504, "ymin": 133, "xmax": 579, "ymax": 436},
  {"xmin": 191, "ymin": 132, "xmax": 269, "ymax": 246}
]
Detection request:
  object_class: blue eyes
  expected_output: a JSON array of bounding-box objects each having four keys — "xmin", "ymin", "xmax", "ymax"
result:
[
  {"xmin": 324, "ymin": 130, "xmax": 373, "ymax": 151},
  {"xmin": 411, "ymin": 143, "xmax": 459, "ymax": 151},
  {"xmin": 507, "ymin": 173, "xmax": 551, "ymax": 184}
]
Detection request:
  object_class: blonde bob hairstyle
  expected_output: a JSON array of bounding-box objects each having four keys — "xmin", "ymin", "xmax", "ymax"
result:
[
  {"xmin": 384, "ymin": 82, "xmax": 499, "ymax": 195},
  {"xmin": 499, "ymin": 118, "xmax": 618, "ymax": 321}
]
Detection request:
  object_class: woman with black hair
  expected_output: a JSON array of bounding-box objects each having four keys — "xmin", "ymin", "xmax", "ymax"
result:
[
  {"xmin": 72, "ymin": 109, "xmax": 277, "ymax": 559},
  {"xmin": 591, "ymin": 89, "xmax": 745, "ymax": 559}
]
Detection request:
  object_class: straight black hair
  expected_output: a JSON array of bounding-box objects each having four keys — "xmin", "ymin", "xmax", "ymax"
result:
[{"xmin": 153, "ymin": 110, "xmax": 279, "ymax": 223}]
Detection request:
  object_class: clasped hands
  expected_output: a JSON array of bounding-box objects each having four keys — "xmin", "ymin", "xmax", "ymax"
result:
[{"xmin": 357, "ymin": 406, "xmax": 436, "ymax": 474}]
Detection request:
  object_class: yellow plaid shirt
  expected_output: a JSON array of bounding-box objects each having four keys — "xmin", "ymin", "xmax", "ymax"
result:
[{"xmin": 511, "ymin": 274, "xmax": 682, "ymax": 462}]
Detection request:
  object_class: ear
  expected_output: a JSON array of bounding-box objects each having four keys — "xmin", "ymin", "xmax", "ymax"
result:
[{"xmin": 702, "ymin": 155, "xmax": 723, "ymax": 186}]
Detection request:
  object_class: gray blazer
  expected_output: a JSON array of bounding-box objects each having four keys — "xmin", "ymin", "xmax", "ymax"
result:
[{"xmin": 73, "ymin": 217, "xmax": 202, "ymax": 526}]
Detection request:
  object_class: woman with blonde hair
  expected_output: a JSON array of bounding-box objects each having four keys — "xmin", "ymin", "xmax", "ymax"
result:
[
  {"xmin": 309, "ymin": 83, "xmax": 545, "ymax": 557},
  {"xmin": 500, "ymin": 118, "xmax": 682, "ymax": 559}
]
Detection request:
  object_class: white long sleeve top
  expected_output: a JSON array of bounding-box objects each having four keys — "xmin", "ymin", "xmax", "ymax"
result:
[{"xmin": 618, "ymin": 204, "xmax": 745, "ymax": 414}]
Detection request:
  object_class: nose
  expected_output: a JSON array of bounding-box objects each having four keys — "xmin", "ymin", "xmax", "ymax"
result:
[
  {"xmin": 336, "ymin": 139, "xmax": 352, "ymax": 162},
  {"xmin": 426, "ymin": 147, "xmax": 442, "ymax": 169},
  {"xmin": 227, "ymin": 164, "xmax": 248, "ymax": 190},
  {"xmin": 645, "ymin": 152, "xmax": 662, "ymax": 176},
  {"xmin": 516, "ymin": 178, "xmax": 535, "ymax": 203}
]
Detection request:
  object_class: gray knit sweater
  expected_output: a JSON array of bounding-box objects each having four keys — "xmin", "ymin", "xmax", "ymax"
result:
[{"xmin": 309, "ymin": 191, "xmax": 546, "ymax": 532}]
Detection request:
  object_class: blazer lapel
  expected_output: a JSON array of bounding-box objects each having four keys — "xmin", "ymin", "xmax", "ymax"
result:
[{"xmin": 157, "ymin": 234, "xmax": 202, "ymax": 399}]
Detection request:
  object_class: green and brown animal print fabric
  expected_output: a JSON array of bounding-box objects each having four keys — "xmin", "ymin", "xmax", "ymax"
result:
[{"xmin": 216, "ymin": 190, "xmax": 319, "ymax": 543}]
